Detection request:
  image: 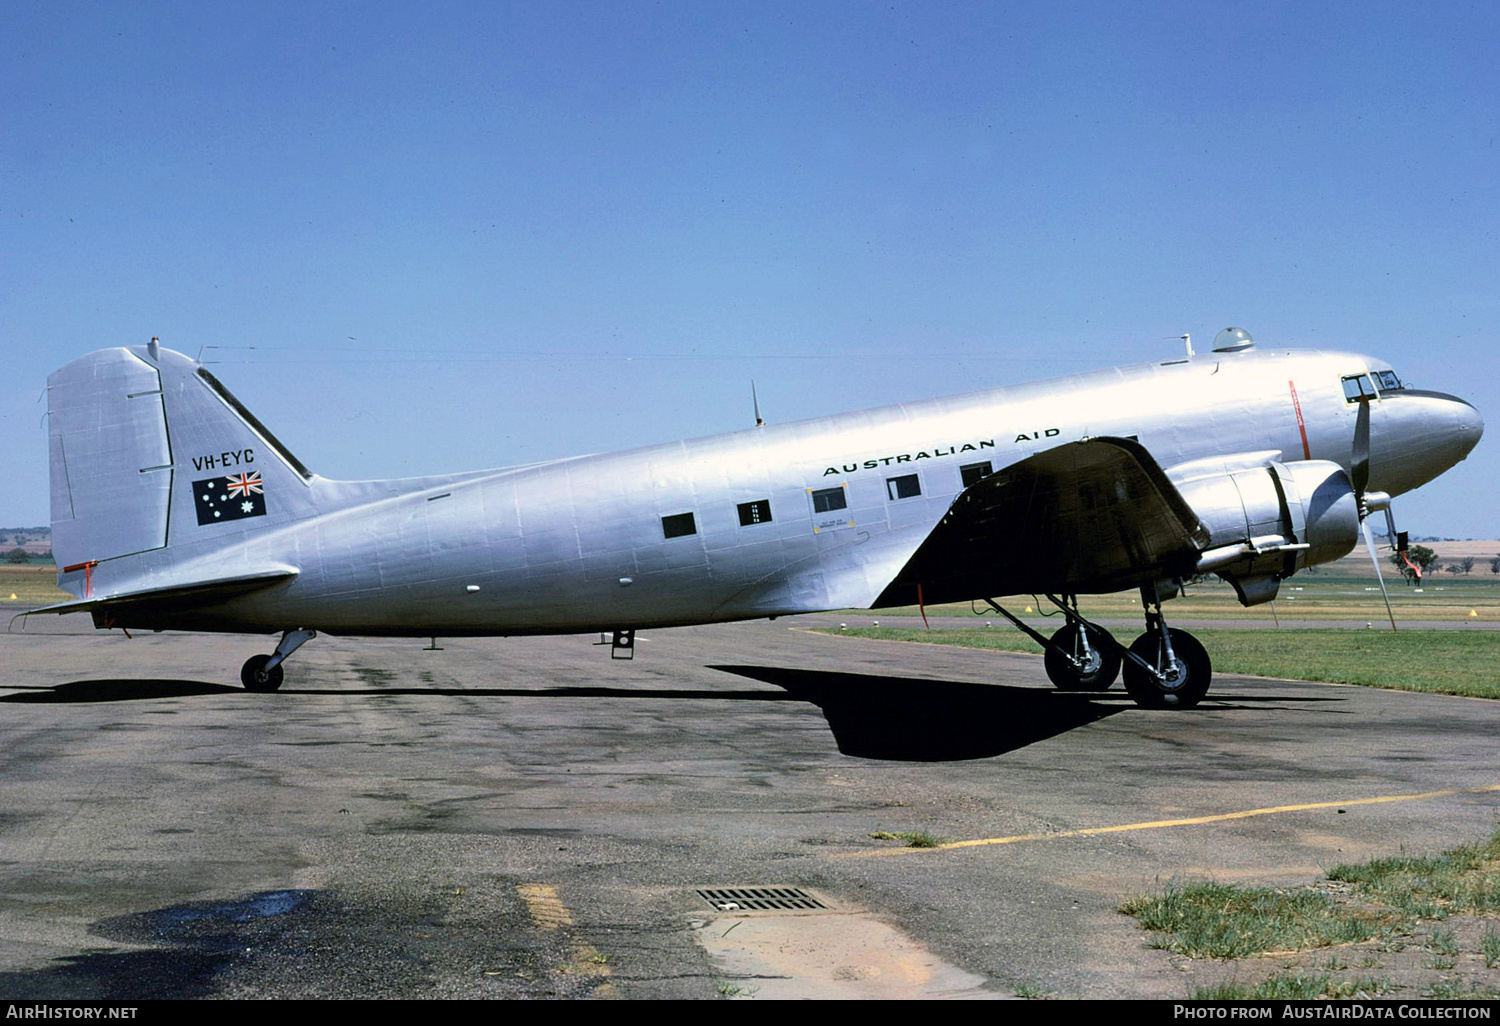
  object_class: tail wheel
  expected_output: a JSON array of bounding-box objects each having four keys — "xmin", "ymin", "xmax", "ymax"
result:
[
  {"xmin": 1043, "ymin": 623, "xmax": 1121, "ymax": 691},
  {"xmin": 1122, "ymin": 628, "xmax": 1211, "ymax": 709},
  {"xmin": 241, "ymin": 654, "xmax": 284, "ymax": 693}
]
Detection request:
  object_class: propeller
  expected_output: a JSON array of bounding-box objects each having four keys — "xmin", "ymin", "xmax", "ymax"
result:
[
  {"xmin": 1352, "ymin": 397, "xmax": 1371, "ymax": 499},
  {"xmin": 1351, "ymin": 397, "xmax": 1397, "ymax": 631}
]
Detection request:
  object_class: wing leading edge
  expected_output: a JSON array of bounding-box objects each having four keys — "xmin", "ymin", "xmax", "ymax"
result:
[{"xmin": 874, "ymin": 437, "xmax": 1210, "ymax": 607}]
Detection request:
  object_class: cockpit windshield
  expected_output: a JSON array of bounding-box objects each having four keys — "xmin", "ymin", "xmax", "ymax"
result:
[{"xmin": 1343, "ymin": 368, "xmax": 1404, "ymax": 402}]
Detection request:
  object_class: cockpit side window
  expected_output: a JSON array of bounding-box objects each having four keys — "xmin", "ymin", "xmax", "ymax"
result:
[
  {"xmin": 1342, "ymin": 374, "xmax": 1378, "ymax": 402},
  {"xmin": 1376, "ymin": 370, "xmax": 1403, "ymax": 391}
]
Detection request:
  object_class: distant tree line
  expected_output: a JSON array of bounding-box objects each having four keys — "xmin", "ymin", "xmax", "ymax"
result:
[{"xmin": 1390, "ymin": 547, "xmax": 1500, "ymax": 580}]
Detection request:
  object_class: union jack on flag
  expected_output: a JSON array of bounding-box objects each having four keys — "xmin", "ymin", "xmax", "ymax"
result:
[
  {"xmin": 225, "ymin": 471, "xmax": 264, "ymax": 498},
  {"xmin": 193, "ymin": 470, "xmax": 268, "ymax": 525}
]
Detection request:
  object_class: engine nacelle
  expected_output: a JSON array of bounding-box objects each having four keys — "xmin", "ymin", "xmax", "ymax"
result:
[{"xmin": 1169, "ymin": 456, "xmax": 1360, "ymax": 606}]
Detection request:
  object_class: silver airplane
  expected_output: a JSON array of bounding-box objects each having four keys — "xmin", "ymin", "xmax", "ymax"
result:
[{"xmin": 31, "ymin": 329, "xmax": 1482, "ymax": 708}]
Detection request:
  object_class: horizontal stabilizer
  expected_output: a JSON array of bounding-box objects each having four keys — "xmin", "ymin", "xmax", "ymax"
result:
[{"xmin": 25, "ymin": 567, "xmax": 298, "ymax": 617}]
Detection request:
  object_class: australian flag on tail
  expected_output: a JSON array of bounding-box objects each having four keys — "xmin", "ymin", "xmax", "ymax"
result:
[{"xmin": 194, "ymin": 471, "xmax": 267, "ymax": 525}]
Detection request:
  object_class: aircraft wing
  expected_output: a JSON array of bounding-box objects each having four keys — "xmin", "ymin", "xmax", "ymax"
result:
[{"xmin": 874, "ymin": 437, "xmax": 1210, "ymax": 607}]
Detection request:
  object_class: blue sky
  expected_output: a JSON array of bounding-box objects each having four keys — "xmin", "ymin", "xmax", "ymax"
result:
[{"xmin": 4, "ymin": 1, "xmax": 1496, "ymax": 538}]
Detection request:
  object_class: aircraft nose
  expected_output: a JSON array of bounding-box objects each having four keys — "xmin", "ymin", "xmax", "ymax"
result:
[
  {"xmin": 1368, "ymin": 389, "xmax": 1482, "ymax": 496},
  {"xmin": 1453, "ymin": 395, "xmax": 1484, "ymax": 456},
  {"xmin": 1426, "ymin": 391, "xmax": 1482, "ymax": 468},
  {"xmin": 1421, "ymin": 392, "xmax": 1483, "ymax": 479}
]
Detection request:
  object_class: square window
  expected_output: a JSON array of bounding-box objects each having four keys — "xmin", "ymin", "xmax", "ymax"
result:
[
  {"xmin": 811, "ymin": 487, "xmax": 847, "ymax": 513},
  {"xmin": 661, "ymin": 512, "xmax": 697, "ymax": 538},
  {"xmin": 886, "ymin": 474, "xmax": 921, "ymax": 500},
  {"xmin": 959, "ymin": 461, "xmax": 993, "ymax": 488},
  {"xmin": 737, "ymin": 499, "xmax": 772, "ymax": 526}
]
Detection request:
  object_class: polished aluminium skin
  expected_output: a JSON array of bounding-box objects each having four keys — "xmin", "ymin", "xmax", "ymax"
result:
[{"xmin": 38, "ymin": 333, "xmax": 1482, "ymax": 705}]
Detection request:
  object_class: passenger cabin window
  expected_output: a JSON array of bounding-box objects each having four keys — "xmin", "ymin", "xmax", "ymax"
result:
[
  {"xmin": 810, "ymin": 487, "xmax": 847, "ymax": 513},
  {"xmin": 661, "ymin": 512, "xmax": 697, "ymax": 538},
  {"xmin": 1342, "ymin": 374, "xmax": 1378, "ymax": 403},
  {"xmin": 959, "ymin": 461, "xmax": 993, "ymax": 488},
  {"xmin": 737, "ymin": 499, "xmax": 772, "ymax": 526},
  {"xmin": 886, "ymin": 474, "xmax": 921, "ymax": 500}
]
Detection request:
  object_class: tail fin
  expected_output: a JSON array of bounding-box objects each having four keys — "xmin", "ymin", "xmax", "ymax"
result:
[{"xmin": 48, "ymin": 343, "xmax": 316, "ymax": 596}]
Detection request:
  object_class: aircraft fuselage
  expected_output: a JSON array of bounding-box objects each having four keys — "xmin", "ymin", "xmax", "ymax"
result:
[{"xmin": 61, "ymin": 345, "xmax": 1477, "ymax": 636}]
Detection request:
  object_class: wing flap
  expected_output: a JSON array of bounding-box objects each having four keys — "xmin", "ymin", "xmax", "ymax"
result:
[{"xmin": 875, "ymin": 437, "xmax": 1208, "ymax": 606}]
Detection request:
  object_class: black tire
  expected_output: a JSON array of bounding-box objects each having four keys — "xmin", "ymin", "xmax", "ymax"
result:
[
  {"xmin": 241, "ymin": 654, "xmax": 284, "ymax": 692},
  {"xmin": 1121, "ymin": 628, "xmax": 1211, "ymax": 709},
  {"xmin": 1043, "ymin": 623, "xmax": 1121, "ymax": 691}
]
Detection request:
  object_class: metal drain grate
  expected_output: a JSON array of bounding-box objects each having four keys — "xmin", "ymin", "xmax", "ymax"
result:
[{"xmin": 696, "ymin": 886, "xmax": 828, "ymax": 912}]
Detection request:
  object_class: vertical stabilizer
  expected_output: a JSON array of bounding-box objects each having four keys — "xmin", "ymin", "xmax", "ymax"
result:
[{"xmin": 48, "ymin": 344, "xmax": 318, "ymax": 597}]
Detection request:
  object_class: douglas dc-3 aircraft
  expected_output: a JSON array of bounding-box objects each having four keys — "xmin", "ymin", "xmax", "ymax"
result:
[{"xmin": 32, "ymin": 330, "xmax": 1482, "ymax": 708}]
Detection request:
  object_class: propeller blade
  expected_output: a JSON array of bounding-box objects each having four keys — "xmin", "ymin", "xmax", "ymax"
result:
[
  {"xmin": 1360, "ymin": 517, "xmax": 1397, "ymax": 632},
  {"xmin": 1351, "ymin": 398, "xmax": 1371, "ymax": 501}
]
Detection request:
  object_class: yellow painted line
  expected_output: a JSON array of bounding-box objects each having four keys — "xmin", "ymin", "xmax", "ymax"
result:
[
  {"xmin": 515, "ymin": 883, "xmax": 616, "ymax": 997},
  {"xmin": 517, "ymin": 883, "xmax": 574, "ymax": 929},
  {"xmin": 844, "ymin": 783, "xmax": 1500, "ymax": 858}
]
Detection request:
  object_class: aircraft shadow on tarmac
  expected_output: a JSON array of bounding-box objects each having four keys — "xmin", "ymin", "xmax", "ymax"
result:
[
  {"xmin": 0, "ymin": 679, "xmax": 241, "ymax": 702},
  {"xmin": 5, "ymin": 669, "xmax": 1126, "ymax": 759},
  {"xmin": 710, "ymin": 664, "xmax": 1122, "ymax": 760},
  {"xmin": 709, "ymin": 665, "xmax": 1347, "ymax": 761},
  {"xmin": 4, "ymin": 672, "xmax": 1343, "ymax": 763},
  {"xmin": 0, "ymin": 677, "xmax": 814, "ymax": 705}
]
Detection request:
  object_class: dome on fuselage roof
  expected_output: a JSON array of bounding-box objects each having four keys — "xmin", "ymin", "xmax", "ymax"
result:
[{"xmin": 1212, "ymin": 327, "xmax": 1255, "ymax": 352}]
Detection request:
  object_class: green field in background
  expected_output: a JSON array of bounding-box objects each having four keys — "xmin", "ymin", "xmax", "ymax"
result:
[{"xmin": 816, "ymin": 625, "xmax": 1500, "ymax": 699}]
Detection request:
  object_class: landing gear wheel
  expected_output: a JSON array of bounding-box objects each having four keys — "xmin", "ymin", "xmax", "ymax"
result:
[
  {"xmin": 1043, "ymin": 623, "xmax": 1121, "ymax": 691},
  {"xmin": 241, "ymin": 654, "xmax": 284, "ymax": 693},
  {"xmin": 1121, "ymin": 628, "xmax": 1210, "ymax": 709}
]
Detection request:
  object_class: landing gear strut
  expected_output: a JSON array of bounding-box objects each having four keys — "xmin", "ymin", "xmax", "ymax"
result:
[
  {"xmin": 984, "ymin": 587, "xmax": 1210, "ymax": 708},
  {"xmin": 984, "ymin": 595, "xmax": 1121, "ymax": 692},
  {"xmin": 240, "ymin": 628, "xmax": 317, "ymax": 692},
  {"xmin": 1040, "ymin": 595, "xmax": 1121, "ymax": 691},
  {"xmin": 1045, "ymin": 622, "xmax": 1121, "ymax": 691},
  {"xmin": 1119, "ymin": 590, "xmax": 1211, "ymax": 709}
]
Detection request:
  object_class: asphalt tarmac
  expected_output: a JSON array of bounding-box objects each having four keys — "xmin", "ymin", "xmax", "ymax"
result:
[{"xmin": 2, "ymin": 612, "xmax": 1498, "ymax": 999}]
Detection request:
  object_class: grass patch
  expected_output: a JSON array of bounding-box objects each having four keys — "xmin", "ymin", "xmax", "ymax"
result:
[
  {"xmin": 1118, "ymin": 882, "xmax": 1382, "ymax": 959},
  {"xmin": 1430, "ymin": 927, "xmax": 1460, "ymax": 955},
  {"xmin": 1482, "ymin": 927, "xmax": 1500, "ymax": 969},
  {"xmin": 1326, "ymin": 830, "xmax": 1500, "ymax": 918},
  {"xmin": 1124, "ymin": 828, "xmax": 1500, "ymax": 1000},
  {"xmin": 868, "ymin": 830, "xmax": 944, "ymax": 848},
  {"xmin": 1192, "ymin": 973, "xmax": 1393, "ymax": 1000},
  {"xmin": 1425, "ymin": 979, "xmax": 1500, "ymax": 1000},
  {"xmin": 817, "ymin": 626, "xmax": 1500, "ymax": 699},
  {"xmin": 0, "ymin": 565, "xmax": 69, "ymax": 606}
]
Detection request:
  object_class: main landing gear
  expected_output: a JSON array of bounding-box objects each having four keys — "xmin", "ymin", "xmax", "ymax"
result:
[
  {"xmin": 240, "ymin": 628, "xmax": 317, "ymax": 692},
  {"xmin": 1120, "ymin": 599, "xmax": 1211, "ymax": 709},
  {"xmin": 985, "ymin": 588, "xmax": 1212, "ymax": 709}
]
